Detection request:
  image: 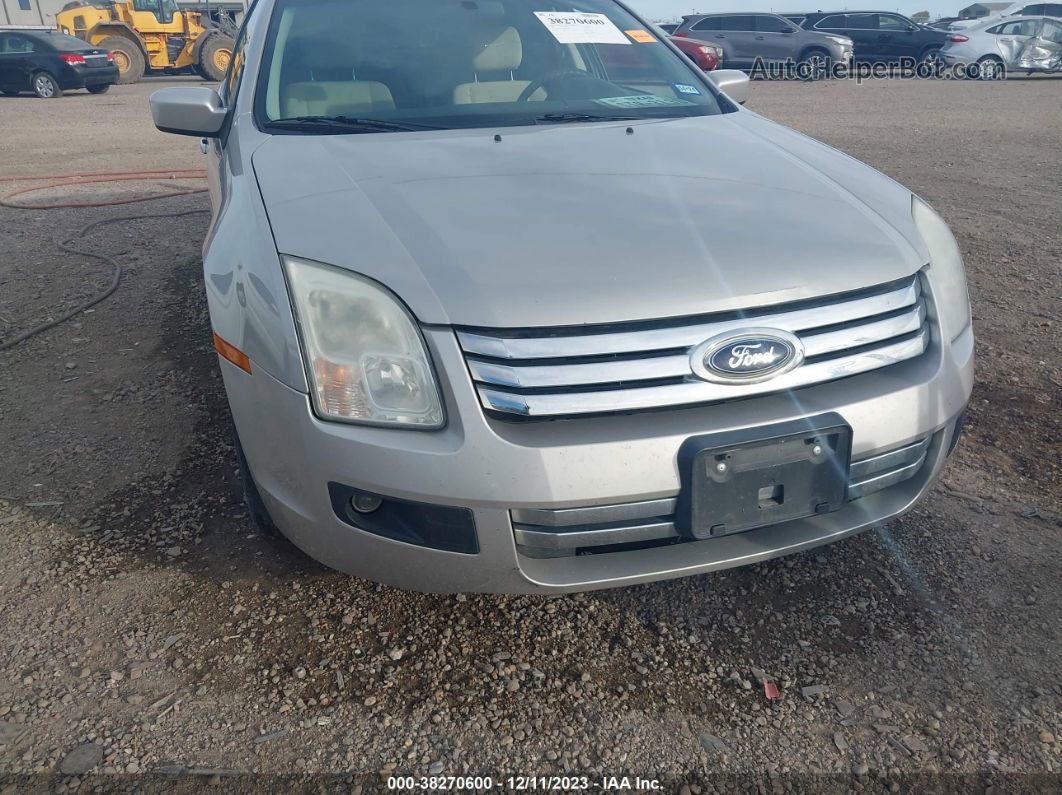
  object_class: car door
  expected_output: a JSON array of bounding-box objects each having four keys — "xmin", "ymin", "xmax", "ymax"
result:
[
  {"xmin": 0, "ymin": 34, "xmax": 36, "ymax": 91},
  {"xmin": 1015, "ymin": 17, "xmax": 1062, "ymax": 68},
  {"xmin": 993, "ymin": 17, "xmax": 1043, "ymax": 63},
  {"xmin": 842, "ymin": 13, "xmax": 883, "ymax": 61},
  {"xmin": 714, "ymin": 14, "xmax": 759, "ymax": 67},
  {"xmin": 876, "ymin": 13, "xmax": 920, "ymax": 60},
  {"xmin": 207, "ymin": 6, "xmax": 255, "ymax": 210},
  {"xmin": 0, "ymin": 34, "xmax": 13, "ymax": 90},
  {"xmin": 753, "ymin": 14, "xmax": 799, "ymax": 62}
]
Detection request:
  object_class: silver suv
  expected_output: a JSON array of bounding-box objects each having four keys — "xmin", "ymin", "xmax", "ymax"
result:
[
  {"xmin": 150, "ymin": 0, "xmax": 972, "ymax": 593},
  {"xmin": 674, "ymin": 12, "xmax": 854, "ymax": 73}
]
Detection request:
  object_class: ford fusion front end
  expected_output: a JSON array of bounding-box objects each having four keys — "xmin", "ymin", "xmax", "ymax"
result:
[{"xmin": 150, "ymin": 0, "xmax": 974, "ymax": 593}]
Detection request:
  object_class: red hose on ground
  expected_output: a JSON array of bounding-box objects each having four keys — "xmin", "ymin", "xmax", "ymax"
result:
[
  {"xmin": 0, "ymin": 169, "xmax": 209, "ymax": 209},
  {"xmin": 0, "ymin": 169, "xmax": 212, "ymax": 351}
]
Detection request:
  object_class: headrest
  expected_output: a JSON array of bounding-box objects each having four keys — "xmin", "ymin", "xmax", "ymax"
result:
[{"xmin": 473, "ymin": 26, "xmax": 522, "ymax": 72}]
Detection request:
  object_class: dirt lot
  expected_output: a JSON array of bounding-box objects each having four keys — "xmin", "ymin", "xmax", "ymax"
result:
[{"xmin": 0, "ymin": 75, "xmax": 1059, "ymax": 793}]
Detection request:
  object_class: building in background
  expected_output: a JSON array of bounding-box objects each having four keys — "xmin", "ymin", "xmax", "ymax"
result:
[
  {"xmin": 1, "ymin": 0, "xmax": 64, "ymax": 27},
  {"xmin": 958, "ymin": 2, "xmax": 1014, "ymax": 18}
]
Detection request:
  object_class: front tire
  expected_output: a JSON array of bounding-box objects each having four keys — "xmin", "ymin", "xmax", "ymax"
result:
[
  {"xmin": 86, "ymin": 84, "xmax": 111, "ymax": 94},
  {"xmin": 799, "ymin": 48, "xmax": 832, "ymax": 81},
  {"xmin": 99, "ymin": 36, "xmax": 145, "ymax": 84},
  {"xmin": 234, "ymin": 432, "xmax": 282, "ymax": 539},
  {"xmin": 197, "ymin": 35, "xmax": 235, "ymax": 82},
  {"xmin": 32, "ymin": 72, "xmax": 61, "ymax": 99}
]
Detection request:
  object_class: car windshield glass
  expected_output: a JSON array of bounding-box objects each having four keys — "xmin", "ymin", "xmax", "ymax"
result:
[{"xmin": 256, "ymin": 0, "xmax": 727, "ymax": 132}]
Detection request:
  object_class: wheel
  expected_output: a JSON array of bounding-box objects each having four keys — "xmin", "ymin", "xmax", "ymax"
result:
[
  {"xmin": 799, "ymin": 48, "xmax": 832, "ymax": 81},
  {"xmin": 976, "ymin": 55, "xmax": 1005, "ymax": 80},
  {"xmin": 197, "ymin": 35, "xmax": 234, "ymax": 82},
  {"xmin": 32, "ymin": 72, "xmax": 62, "ymax": 99},
  {"xmin": 234, "ymin": 432, "xmax": 282, "ymax": 538},
  {"xmin": 920, "ymin": 48, "xmax": 944, "ymax": 76},
  {"xmin": 98, "ymin": 36, "xmax": 145, "ymax": 84},
  {"xmin": 86, "ymin": 84, "xmax": 110, "ymax": 94}
]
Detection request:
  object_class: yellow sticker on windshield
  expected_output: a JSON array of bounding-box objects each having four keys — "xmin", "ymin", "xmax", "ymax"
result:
[{"xmin": 625, "ymin": 29, "xmax": 656, "ymax": 43}]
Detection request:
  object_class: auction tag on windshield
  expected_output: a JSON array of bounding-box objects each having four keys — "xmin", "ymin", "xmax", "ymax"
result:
[
  {"xmin": 625, "ymin": 29, "xmax": 656, "ymax": 43},
  {"xmin": 595, "ymin": 94, "xmax": 695, "ymax": 109},
  {"xmin": 535, "ymin": 12, "xmax": 631, "ymax": 45}
]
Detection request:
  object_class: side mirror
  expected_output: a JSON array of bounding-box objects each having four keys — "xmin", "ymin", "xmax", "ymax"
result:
[
  {"xmin": 150, "ymin": 86, "xmax": 227, "ymax": 137},
  {"xmin": 709, "ymin": 69, "xmax": 750, "ymax": 105}
]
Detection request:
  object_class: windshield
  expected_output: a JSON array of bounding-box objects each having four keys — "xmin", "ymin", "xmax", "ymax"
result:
[{"xmin": 255, "ymin": 0, "xmax": 728, "ymax": 132}]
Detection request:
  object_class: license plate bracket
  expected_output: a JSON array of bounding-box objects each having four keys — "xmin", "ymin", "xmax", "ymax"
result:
[{"xmin": 675, "ymin": 415, "xmax": 852, "ymax": 541}]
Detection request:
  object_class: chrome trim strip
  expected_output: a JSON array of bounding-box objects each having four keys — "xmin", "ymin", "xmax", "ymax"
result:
[
  {"xmin": 802, "ymin": 304, "xmax": 926, "ymax": 358},
  {"xmin": 849, "ymin": 437, "xmax": 931, "ymax": 482},
  {"xmin": 847, "ymin": 453, "xmax": 927, "ymax": 500},
  {"xmin": 468, "ymin": 304, "xmax": 926, "ymax": 389},
  {"xmin": 513, "ymin": 520, "xmax": 679, "ymax": 550},
  {"xmin": 458, "ymin": 280, "xmax": 920, "ymax": 360},
  {"xmin": 470, "ymin": 353, "xmax": 690, "ymax": 388},
  {"xmin": 479, "ymin": 327, "xmax": 929, "ymax": 417},
  {"xmin": 512, "ymin": 498, "xmax": 678, "ymax": 528}
]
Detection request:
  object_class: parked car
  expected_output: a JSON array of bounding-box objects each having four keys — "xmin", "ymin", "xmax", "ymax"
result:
[
  {"xmin": 667, "ymin": 34, "xmax": 723, "ymax": 71},
  {"xmin": 150, "ymin": 0, "xmax": 972, "ymax": 594},
  {"xmin": 0, "ymin": 28, "xmax": 117, "ymax": 98},
  {"xmin": 797, "ymin": 11, "xmax": 949, "ymax": 66},
  {"xmin": 929, "ymin": 17, "xmax": 966, "ymax": 30},
  {"xmin": 596, "ymin": 26, "xmax": 721, "ymax": 80},
  {"xmin": 942, "ymin": 15, "xmax": 1062, "ymax": 75},
  {"xmin": 673, "ymin": 13, "xmax": 853, "ymax": 74},
  {"xmin": 947, "ymin": 2, "xmax": 1062, "ymax": 30},
  {"xmin": 657, "ymin": 23, "xmax": 679, "ymax": 35}
]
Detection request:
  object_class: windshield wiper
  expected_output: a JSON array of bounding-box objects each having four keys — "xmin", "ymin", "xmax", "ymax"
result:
[
  {"xmin": 534, "ymin": 113, "xmax": 641, "ymax": 124},
  {"xmin": 265, "ymin": 116, "xmax": 448, "ymax": 133}
]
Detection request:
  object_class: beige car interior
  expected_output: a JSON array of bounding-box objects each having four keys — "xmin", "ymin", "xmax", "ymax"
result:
[
  {"xmin": 452, "ymin": 26, "xmax": 546, "ymax": 104},
  {"xmin": 278, "ymin": 36, "xmax": 397, "ymax": 118},
  {"xmin": 266, "ymin": 14, "xmax": 554, "ymax": 119}
]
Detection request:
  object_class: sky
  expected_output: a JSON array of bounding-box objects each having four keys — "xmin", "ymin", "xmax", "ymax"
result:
[{"xmin": 628, "ymin": 0, "xmax": 983, "ymax": 22}]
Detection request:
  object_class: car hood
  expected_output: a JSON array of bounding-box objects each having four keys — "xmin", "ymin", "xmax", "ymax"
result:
[{"xmin": 252, "ymin": 111, "xmax": 926, "ymax": 328}]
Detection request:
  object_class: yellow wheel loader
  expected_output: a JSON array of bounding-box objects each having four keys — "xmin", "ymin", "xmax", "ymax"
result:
[{"xmin": 55, "ymin": 0, "xmax": 237, "ymax": 84}]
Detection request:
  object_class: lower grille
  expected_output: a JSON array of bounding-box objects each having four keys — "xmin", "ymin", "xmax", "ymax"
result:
[
  {"xmin": 512, "ymin": 436, "xmax": 931, "ymax": 556},
  {"xmin": 460, "ymin": 275, "xmax": 929, "ymax": 419}
]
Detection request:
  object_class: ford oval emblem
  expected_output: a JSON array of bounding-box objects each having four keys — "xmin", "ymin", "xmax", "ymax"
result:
[{"xmin": 690, "ymin": 328, "xmax": 805, "ymax": 384}]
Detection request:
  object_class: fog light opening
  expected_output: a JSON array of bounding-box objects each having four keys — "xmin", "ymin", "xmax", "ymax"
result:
[{"xmin": 351, "ymin": 492, "xmax": 383, "ymax": 514}]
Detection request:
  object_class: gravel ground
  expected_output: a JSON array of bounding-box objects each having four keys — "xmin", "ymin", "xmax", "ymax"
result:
[{"xmin": 0, "ymin": 76, "xmax": 1059, "ymax": 793}]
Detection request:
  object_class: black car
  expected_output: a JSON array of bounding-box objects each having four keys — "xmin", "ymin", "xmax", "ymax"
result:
[
  {"xmin": 0, "ymin": 29, "xmax": 119, "ymax": 98},
  {"xmin": 796, "ymin": 11, "xmax": 949, "ymax": 64}
]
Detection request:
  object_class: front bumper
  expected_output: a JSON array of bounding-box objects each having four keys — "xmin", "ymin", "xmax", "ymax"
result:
[{"xmin": 224, "ymin": 323, "xmax": 973, "ymax": 593}]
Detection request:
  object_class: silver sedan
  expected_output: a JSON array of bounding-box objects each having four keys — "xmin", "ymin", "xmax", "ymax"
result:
[{"xmin": 941, "ymin": 15, "xmax": 1062, "ymax": 76}]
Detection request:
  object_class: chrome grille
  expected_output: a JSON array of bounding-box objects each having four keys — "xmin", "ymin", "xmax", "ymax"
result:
[
  {"xmin": 458, "ymin": 276, "xmax": 929, "ymax": 418},
  {"xmin": 512, "ymin": 436, "xmax": 932, "ymax": 556}
]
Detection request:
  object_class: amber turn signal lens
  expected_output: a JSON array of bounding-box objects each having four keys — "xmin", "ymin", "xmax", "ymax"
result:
[{"xmin": 213, "ymin": 332, "xmax": 252, "ymax": 374}]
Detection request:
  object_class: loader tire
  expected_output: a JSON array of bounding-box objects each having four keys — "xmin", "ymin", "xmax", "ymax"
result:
[
  {"xmin": 198, "ymin": 35, "xmax": 234, "ymax": 82},
  {"xmin": 100, "ymin": 37, "xmax": 145, "ymax": 84}
]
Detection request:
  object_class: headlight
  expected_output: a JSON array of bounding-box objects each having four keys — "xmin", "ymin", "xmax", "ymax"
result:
[
  {"xmin": 283, "ymin": 256, "xmax": 444, "ymax": 428},
  {"xmin": 912, "ymin": 196, "xmax": 971, "ymax": 342}
]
